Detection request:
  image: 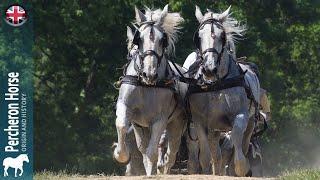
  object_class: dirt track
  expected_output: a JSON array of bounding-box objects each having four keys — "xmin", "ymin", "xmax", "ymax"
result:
[{"xmin": 77, "ymin": 175, "xmax": 276, "ymax": 180}]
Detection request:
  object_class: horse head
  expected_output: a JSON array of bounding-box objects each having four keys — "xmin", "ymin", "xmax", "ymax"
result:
[
  {"xmin": 19, "ymin": 154, "xmax": 29, "ymax": 163},
  {"xmin": 133, "ymin": 5, "xmax": 183, "ymax": 85},
  {"xmin": 194, "ymin": 5, "xmax": 245, "ymax": 82}
]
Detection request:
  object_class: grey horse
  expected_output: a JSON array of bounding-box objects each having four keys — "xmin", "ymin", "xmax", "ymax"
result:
[
  {"xmin": 221, "ymin": 87, "xmax": 271, "ymax": 177},
  {"xmin": 113, "ymin": 5, "xmax": 187, "ymax": 175},
  {"xmin": 124, "ymin": 26, "xmax": 186, "ymax": 175},
  {"xmin": 183, "ymin": 6, "xmax": 260, "ymax": 176}
]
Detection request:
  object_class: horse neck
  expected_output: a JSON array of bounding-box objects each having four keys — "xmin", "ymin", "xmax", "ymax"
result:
[
  {"xmin": 125, "ymin": 56, "xmax": 139, "ymax": 76},
  {"xmin": 17, "ymin": 155, "xmax": 24, "ymax": 161},
  {"xmin": 157, "ymin": 56, "xmax": 170, "ymax": 79},
  {"xmin": 218, "ymin": 47, "xmax": 240, "ymax": 79}
]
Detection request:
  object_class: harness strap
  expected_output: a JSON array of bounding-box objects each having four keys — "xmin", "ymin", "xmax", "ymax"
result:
[
  {"xmin": 140, "ymin": 50, "xmax": 163, "ymax": 67},
  {"xmin": 186, "ymin": 58, "xmax": 202, "ymax": 77},
  {"xmin": 188, "ymin": 73, "xmax": 246, "ymax": 94},
  {"xmin": 252, "ymin": 117, "xmax": 268, "ymax": 138},
  {"xmin": 120, "ymin": 75, "xmax": 176, "ymax": 92}
]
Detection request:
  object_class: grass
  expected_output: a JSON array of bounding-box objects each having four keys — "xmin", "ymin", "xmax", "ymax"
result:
[
  {"xmin": 34, "ymin": 170, "xmax": 111, "ymax": 180},
  {"xmin": 280, "ymin": 169, "xmax": 320, "ymax": 180},
  {"xmin": 35, "ymin": 169, "xmax": 320, "ymax": 180}
]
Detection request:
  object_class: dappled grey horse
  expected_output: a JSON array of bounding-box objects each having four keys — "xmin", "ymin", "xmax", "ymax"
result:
[
  {"xmin": 113, "ymin": 5, "xmax": 187, "ymax": 175},
  {"xmin": 183, "ymin": 6, "xmax": 260, "ymax": 176}
]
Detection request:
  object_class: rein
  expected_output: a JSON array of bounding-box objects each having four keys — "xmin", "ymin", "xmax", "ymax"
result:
[
  {"xmin": 120, "ymin": 48, "xmax": 175, "ymax": 90},
  {"xmin": 120, "ymin": 75, "xmax": 175, "ymax": 91}
]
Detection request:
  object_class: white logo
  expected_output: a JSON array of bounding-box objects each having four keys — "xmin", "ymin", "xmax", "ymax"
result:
[{"xmin": 3, "ymin": 154, "xmax": 29, "ymax": 177}]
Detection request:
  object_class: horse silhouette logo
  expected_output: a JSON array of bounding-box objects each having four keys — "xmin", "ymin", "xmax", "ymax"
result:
[{"xmin": 3, "ymin": 154, "xmax": 29, "ymax": 177}]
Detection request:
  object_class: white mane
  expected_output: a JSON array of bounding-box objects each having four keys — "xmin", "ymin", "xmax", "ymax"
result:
[
  {"xmin": 134, "ymin": 7, "xmax": 184, "ymax": 56},
  {"xmin": 202, "ymin": 10, "xmax": 246, "ymax": 49}
]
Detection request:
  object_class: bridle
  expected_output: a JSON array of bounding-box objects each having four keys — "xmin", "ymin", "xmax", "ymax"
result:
[
  {"xmin": 193, "ymin": 18, "xmax": 227, "ymax": 71},
  {"xmin": 132, "ymin": 21, "xmax": 168, "ymax": 75}
]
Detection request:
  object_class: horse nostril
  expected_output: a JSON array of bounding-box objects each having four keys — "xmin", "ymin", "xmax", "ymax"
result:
[
  {"xmin": 212, "ymin": 67, "xmax": 217, "ymax": 73},
  {"xmin": 153, "ymin": 73, "xmax": 158, "ymax": 80},
  {"xmin": 142, "ymin": 72, "xmax": 147, "ymax": 77}
]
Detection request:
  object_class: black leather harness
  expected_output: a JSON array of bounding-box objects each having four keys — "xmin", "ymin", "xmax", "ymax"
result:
[
  {"xmin": 120, "ymin": 75, "xmax": 175, "ymax": 92},
  {"xmin": 187, "ymin": 72, "xmax": 246, "ymax": 95}
]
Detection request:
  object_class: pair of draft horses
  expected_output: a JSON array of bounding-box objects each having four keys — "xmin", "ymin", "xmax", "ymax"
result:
[{"xmin": 113, "ymin": 4, "xmax": 264, "ymax": 177}]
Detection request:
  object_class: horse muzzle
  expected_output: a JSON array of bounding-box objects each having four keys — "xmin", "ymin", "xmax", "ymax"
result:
[
  {"xmin": 142, "ymin": 72, "xmax": 158, "ymax": 85},
  {"xmin": 201, "ymin": 66, "xmax": 217, "ymax": 77}
]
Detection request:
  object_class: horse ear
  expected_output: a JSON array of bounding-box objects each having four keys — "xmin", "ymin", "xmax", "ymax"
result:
[
  {"xmin": 219, "ymin": 5, "xmax": 231, "ymax": 22},
  {"xmin": 158, "ymin": 4, "xmax": 169, "ymax": 25},
  {"xmin": 127, "ymin": 26, "xmax": 134, "ymax": 42},
  {"xmin": 135, "ymin": 6, "xmax": 146, "ymax": 24},
  {"xmin": 195, "ymin": 5, "xmax": 204, "ymax": 23}
]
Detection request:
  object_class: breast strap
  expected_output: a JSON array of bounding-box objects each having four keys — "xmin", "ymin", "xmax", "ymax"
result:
[
  {"xmin": 187, "ymin": 72, "xmax": 246, "ymax": 95},
  {"xmin": 120, "ymin": 75, "xmax": 176, "ymax": 92}
]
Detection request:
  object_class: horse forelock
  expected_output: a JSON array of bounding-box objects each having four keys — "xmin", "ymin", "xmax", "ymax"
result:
[
  {"xmin": 133, "ymin": 7, "xmax": 184, "ymax": 56},
  {"xmin": 201, "ymin": 11, "xmax": 246, "ymax": 53}
]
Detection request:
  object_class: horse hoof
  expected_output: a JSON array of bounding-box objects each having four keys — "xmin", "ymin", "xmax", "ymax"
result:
[
  {"xmin": 157, "ymin": 167, "xmax": 164, "ymax": 174},
  {"xmin": 113, "ymin": 149, "xmax": 130, "ymax": 165},
  {"xmin": 157, "ymin": 163, "xmax": 165, "ymax": 174},
  {"xmin": 234, "ymin": 158, "xmax": 250, "ymax": 177},
  {"xmin": 246, "ymin": 169, "xmax": 252, "ymax": 177},
  {"xmin": 113, "ymin": 154, "xmax": 131, "ymax": 165}
]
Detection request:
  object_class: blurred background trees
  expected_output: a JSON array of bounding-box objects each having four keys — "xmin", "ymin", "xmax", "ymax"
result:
[{"xmin": 1, "ymin": 0, "xmax": 319, "ymax": 175}]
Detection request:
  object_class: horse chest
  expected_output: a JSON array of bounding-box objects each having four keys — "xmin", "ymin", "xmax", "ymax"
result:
[
  {"xmin": 122, "ymin": 86, "xmax": 175, "ymax": 127},
  {"xmin": 189, "ymin": 88, "xmax": 247, "ymax": 128}
]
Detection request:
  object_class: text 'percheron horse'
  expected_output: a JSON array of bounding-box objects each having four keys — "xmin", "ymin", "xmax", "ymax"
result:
[
  {"xmin": 113, "ymin": 5, "xmax": 187, "ymax": 175},
  {"xmin": 184, "ymin": 6, "xmax": 260, "ymax": 176}
]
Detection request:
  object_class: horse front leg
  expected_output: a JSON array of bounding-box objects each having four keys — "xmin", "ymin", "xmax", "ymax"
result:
[
  {"xmin": 243, "ymin": 117, "xmax": 255, "ymax": 155},
  {"xmin": 187, "ymin": 124, "xmax": 200, "ymax": 174},
  {"xmin": 194, "ymin": 121, "xmax": 212, "ymax": 174},
  {"xmin": 132, "ymin": 124, "xmax": 150, "ymax": 175},
  {"xmin": 145, "ymin": 118, "xmax": 167, "ymax": 176},
  {"xmin": 125, "ymin": 125, "xmax": 145, "ymax": 176},
  {"xmin": 231, "ymin": 112, "xmax": 250, "ymax": 176},
  {"xmin": 208, "ymin": 131, "xmax": 222, "ymax": 175},
  {"xmin": 220, "ymin": 133, "xmax": 233, "ymax": 176},
  {"xmin": 157, "ymin": 130, "xmax": 167, "ymax": 174},
  {"xmin": 113, "ymin": 103, "xmax": 130, "ymax": 164},
  {"xmin": 163, "ymin": 114, "xmax": 185, "ymax": 174},
  {"xmin": 15, "ymin": 168, "xmax": 17, "ymax": 177}
]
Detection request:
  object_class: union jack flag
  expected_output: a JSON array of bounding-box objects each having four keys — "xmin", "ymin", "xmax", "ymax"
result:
[{"xmin": 5, "ymin": 5, "xmax": 27, "ymax": 26}]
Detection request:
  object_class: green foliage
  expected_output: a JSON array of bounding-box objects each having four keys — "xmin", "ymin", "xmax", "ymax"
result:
[{"xmin": 1, "ymin": 0, "xmax": 319, "ymax": 176}]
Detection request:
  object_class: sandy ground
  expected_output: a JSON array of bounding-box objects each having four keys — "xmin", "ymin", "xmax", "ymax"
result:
[{"xmin": 71, "ymin": 175, "xmax": 276, "ymax": 180}]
